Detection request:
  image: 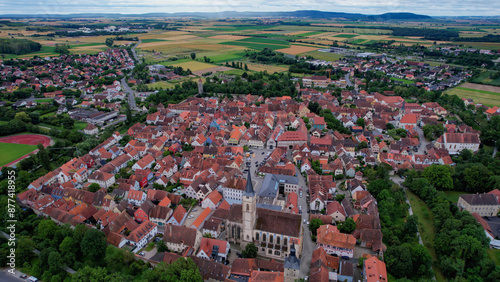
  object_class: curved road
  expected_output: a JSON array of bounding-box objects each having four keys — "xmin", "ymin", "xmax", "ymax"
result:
[
  {"xmin": 345, "ymin": 73, "xmax": 353, "ymax": 87},
  {"xmin": 131, "ymin": 39, "xmax": 141, "ymax": 62}
]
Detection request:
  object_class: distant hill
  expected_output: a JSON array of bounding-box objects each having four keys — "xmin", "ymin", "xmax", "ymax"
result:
[{"xmin": 0, "ymin": 10, "xmax": 432, "ymax": 21}]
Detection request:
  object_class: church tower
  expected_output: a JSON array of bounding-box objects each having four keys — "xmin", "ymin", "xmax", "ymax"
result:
[
  {"xmin": 284, "ymin": 244, "xmax": 301, "ymax": 282},
  {"xmin": 242, "ymin": 170, "xmax": 256, "ymax": 246}
]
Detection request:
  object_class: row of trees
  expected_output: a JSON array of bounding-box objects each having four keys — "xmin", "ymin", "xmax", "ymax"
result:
[
  {"xmin": 0, "ymin": 38, "xmax": 42, "ymax": 55},
  {"xmin": 403, "ymin": 171, "xmax": 500, "ymax": 280},
  {"xmin": 365, "ymin": 164, "xmax": 433, "ymax": 280}
]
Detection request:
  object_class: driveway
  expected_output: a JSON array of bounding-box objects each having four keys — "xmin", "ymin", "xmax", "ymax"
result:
[
  {"xmin": 295, "ymin": 167, "xmax": 315, "ymax": 278},
  {"xmin": 182, "ymin": 207, "xmax": 204, "ymax": 228}
]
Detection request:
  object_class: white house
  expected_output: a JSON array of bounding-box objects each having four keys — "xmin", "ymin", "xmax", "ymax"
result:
[
  {"xmin": 127, "ymin": 190, "xmax": 146, "ymax": 206},
  {"xmin": 126, "ymin": 220, "xmax": 158, "ymax": 252},
  {"xmin": 87, "ymin": 171, "xmax": 115, "ymax": 188}
]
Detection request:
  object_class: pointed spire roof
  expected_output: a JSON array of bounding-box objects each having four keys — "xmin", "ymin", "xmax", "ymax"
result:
[
  {"xmin": 284, "ymin": 243, "xmax": 300, "ymax": 270},
  {"xmin": 243, "ymin": 169, "xmax": 254, "ymax": 197}
]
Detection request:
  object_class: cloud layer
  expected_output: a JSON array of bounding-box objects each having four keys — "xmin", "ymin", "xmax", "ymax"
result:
[{"xmin": 0, "ymin": 0, "xmax": 498, "ymax": 16}]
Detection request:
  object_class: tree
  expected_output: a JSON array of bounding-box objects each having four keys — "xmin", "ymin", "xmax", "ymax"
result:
[
  {"xmin": 309, "ymin": 218, "xmax": 324, "ymax": 236},
  {"xmin": 338, "ymin": 218, "xmax": 356, "ymax": 234},
  {"xmin": 141, "ymin": 257, "xmax": 203, "ymax": 282},
  {"xmin": 80, "ymin": 229, "xmax": 107, "ymax": 265},
  {"xmin": 14, "ymin": 112, "xmax": 31, "ymax": 123},
  {"xmin": 190, "ymin": 52, "xmax": 196, "ymax": 60},
  {"xmin": 423, "ymin": 165, "xmax": 453, "ymax": 190},
  {"xmin": 242, "ymin": 242, "xmax": 258, "ymax": 258},
  {"xmin": 156, "ymin": 240, "xmax": 168, "ymax": 252},
  {"xmin": 386, "ymin": 122, "xmax": 395, "ymax": 130},
  {"xmin": 356, "ymin": 118, "xmax": 365, "ymax": 128},
  {"xmin": 105, "ymin": 38, "xmax": 114, "ymax": 48},
  {"xmin": 125, "ymin": 103, "xmax": 132, "ymax": 125},
  {"xmin": 88, "ymin": 183, "xmax": 100, "ymax": 193},
  {"xmin": 36, "ymin": 143, "xmax": 51, "ymax": 170},
  {"xmin": 48, "ymin": 251, "xmax": 63, "ymax": 274},
  {"xmin": 203, "ymin": 233, "xmax": 213, "ymax": 238},
  {"xmin": 335, "ymin": 194, "xmax": 345, "ymax": 202}
]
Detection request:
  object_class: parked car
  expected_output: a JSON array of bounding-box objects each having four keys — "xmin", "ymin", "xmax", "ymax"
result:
[
  {"xmin": 20, "ymin": 274, "xmax": 27, "ymax": 279},
  {"xmin": 262, "ymin": 152, "xmax": 265, "ymax": 155},
  {"xmin": 139, "ymin": 252, "xmax": 145, "ymax": 256}
]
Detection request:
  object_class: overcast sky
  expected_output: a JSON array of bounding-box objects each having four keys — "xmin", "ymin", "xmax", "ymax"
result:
[{"xmin": 0, "ymin": 0, "xmax": 498, "ymax": 16}]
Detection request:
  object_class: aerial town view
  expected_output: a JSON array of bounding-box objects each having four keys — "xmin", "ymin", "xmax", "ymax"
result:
[{"xmin": 0, "ymin": 1, "xmax": 500, "ymax": 282}]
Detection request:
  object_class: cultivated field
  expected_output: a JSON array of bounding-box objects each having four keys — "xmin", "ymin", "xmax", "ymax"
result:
[
  {"xmin": 446, "ymin": 84, "xmax": 500, "ymax": 107},
  {"xmin": 169, "ymin": 61, "xmax": 218, "ymax": 72},
  {"xmin": 245, "ymin": 62, "xmax": 288, "ymax": 73},
  {"xmin": 276, "ymin": 45, "xmax": 318, "ymax": 55},
  {"xmin": 192, "ymin": 66, "xmax": 233, "ymax": 76}
]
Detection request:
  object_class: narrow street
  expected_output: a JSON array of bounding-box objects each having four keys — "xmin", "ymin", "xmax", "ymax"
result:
[{"xmin": 295, "ymin": 167, "xmax": 314, "ymax": 279}]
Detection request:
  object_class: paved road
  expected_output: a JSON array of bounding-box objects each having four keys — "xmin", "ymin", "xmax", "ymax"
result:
[
  {"xmin": 131, "ymin": 40, "xmax": 141, "ymax": 62},
  {"xmin": 345, "ymin": 73, "xmax": 353, "ymax": 87},
  {"xmin": 295, "ymin": 167, "xmax": 314, "ymax": 279},
  {"xmin": 415, "ymin": 126, "xmax": 429, "ymax": 155},
  {"xmin": 121, "ymin": 77, "xmax": 138, "ymax": 110},
  {"xmin": 0, "ymin": 269, "xmax": 26, "ymax": 282}
]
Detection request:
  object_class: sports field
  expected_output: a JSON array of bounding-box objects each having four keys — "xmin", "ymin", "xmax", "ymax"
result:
[{"xmin": 0, "ymin": 143, "xmax": 38, "ymax": 167}]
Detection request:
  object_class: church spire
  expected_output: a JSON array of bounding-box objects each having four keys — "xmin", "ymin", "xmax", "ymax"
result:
[{"xmin": 244, "ymin": 169, "xmax": 255, "ymax": 197}]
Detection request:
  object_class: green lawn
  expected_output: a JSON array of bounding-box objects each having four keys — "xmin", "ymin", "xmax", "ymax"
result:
[
  {"xmin": 487, "ymin": 248, "xmax": 500, "ymax": 265},
  {"xmin": 141, "ymin": 39, "xmax": 167, "ymax": 43},
  {"xmin": 333, "ymin": 34, "xmax": 359, "ymax": 38},
  {"xmin": 0, "ymin": 142, "xmax": 38, "ymax": 167},
  {"xmin": 208, "ymin": 52, "xmax": 245, "ymax": 63},
  {"xmin": 147, "ymin": 81, "xmax": 175, "ymax": 89},
  {"xmin": 391, "ymin": 77, "xmax": 414, "ymax": 85},
  {"xmin": 144, "ymin": 242, "xmax": 155, "ymax": 252},
  {"xmin": 221, "ymin": 41, "xmax": 289, "ymax": 51},
  {"xmin": 442, "ymin": 191, "xmax": 468, "ymax": 203},
  {"xmin": 237, "ymin": 37, "xmax": 290, "ymax": 45},
  {"xmin": 406, "ymin": 189, "xmax": 446, "ymax": 282},
  {"xmin": 74, "ymin": 121, "xmax": 88, "ymax": 131}
]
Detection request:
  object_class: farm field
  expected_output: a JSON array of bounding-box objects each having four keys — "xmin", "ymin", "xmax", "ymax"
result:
[
  {"xmin": 169, "ymin": 61, "xmax": 218, "ymax": 72},
  {"xmin": 446, "ymin": 85, "xmax": 500, "ymax": 107},
  {"xmin": 245, "ymin": 62, "xmax": 288, "ymax": 73},
  {"xmin": 301, "ymin": 50, "xmax": 345, "ymax": 61},
  {"xmin": 0, "ymin": 142, "xmax": 37, "ymax": 167},
  {"xmin": 276, "ymin": 45, "xmax": 318, "ymax": 55},
  {"xmin": 472, "ymin": 71, "xmax": 500, "ymax": 86}
]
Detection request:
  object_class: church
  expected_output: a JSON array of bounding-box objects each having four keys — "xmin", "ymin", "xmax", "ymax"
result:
[{"xmin": 226, "ymin": 170, "xmax": 303, "ymax": 260}]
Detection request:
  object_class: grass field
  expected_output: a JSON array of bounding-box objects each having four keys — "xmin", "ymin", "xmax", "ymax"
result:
[
  {"xmin": 301, "ymin": 50, "xmax": 345, "ymax": 61},
  {"xmin": 473, "ymin": 71, "xmax": 500, "ymax": 86},
  {"xmin": 245, "ymin": 62, "xmax": 288, "ymax": 73},
  {"xmin": 333, "ymin": 34, "xmax": 359, "ymax": 38},
  {"xmin": 406, "ymin": 189, "xmax": 446, "ymax": 282},
  {"xmin": 222, "ymin": 41, "xmax": 289, "ymax": 51},
  {"xmin": 207, "ymin": 52, "xmax": 246, "ymax": 63},
  {"xmin": 169, "ymin": 61, "xmax": 217, "ymax": 72},
  {"xmin": 391, "ymin": 77, "xmax": 414, "ymax": 85},
  {"xmin": 487, "ymin": 248, "xmax": 500, "ymax": 265},
  {"xmin": 1, "ymin": 45, "xmax": 58, "ymax": 59},
  {"xmin": 442, "ymin": 191, "xmax": 468, "ymax": 203},
  {"xmin": 446, "ymin": 86, "xmax": 500, "ymax": 107},
  {"xmin": 146, "ymin": 81, "xmax": 175, "ymax": 89},
  {"xmin": 0, "ymin": 142, "xmax": 38, "ymax": 167},
  {"xmin": 276, "ymin": 45, "xmax": 318, "ymax": 55},
  {"xmin": 141, "ymin": 39, "xmax": 168, "ymax": 43}
]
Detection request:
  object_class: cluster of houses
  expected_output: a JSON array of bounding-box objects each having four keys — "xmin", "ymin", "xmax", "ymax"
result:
[
  {"xmin": 14, "ymin": 77, "xmax": 493, "ymax": 281},
  {"xmin": 0, "ymin": 48, "xmax": 133, "ymax": 95}
]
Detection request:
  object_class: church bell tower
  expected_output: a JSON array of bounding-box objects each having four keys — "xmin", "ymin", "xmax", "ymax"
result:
[{"xmin": 242, "ymin": 170, "xmax": 256, "ymax": 246}]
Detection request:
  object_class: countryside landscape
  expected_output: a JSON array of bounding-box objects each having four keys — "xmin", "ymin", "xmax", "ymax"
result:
[{"xmin": 0, "ymin": 6, "xmax": 500, "ymax": 282}]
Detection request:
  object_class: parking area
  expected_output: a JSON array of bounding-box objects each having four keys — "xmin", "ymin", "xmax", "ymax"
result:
[
  {"xmin": 243, "ymin": 148, "xmax": 274, "ymax": 195},
  {"xmin": 182, "ymin": 207, "xmax": 204, "ymax": 228}
]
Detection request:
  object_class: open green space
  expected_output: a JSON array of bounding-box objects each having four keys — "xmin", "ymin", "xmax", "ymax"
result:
[
  {"xmin": 333, "ymin": 34, "xmax": 359, "ymax": 38},
  {"xmin": 207, "ymin": 52, "xmax": 245, "ymax": 63},
  {"xmin": 302, "ymin": 50, "xmax": 345, "ymax": 61},
  {"xmin": 442, "ymin": 191, "xmax": 468, "ymax": 203},
  {"xmin": 0, "ymin": 142, "xmax": 38, "ymax": 167},
  {"xmin": 140, "ymin": 39, "xmax": 167, "ymax": 43},
  {"xmin": 205, "ymin": 25, "xmax": 271, "ymax": 32},
  {"xmin": 237, "ymin": 37, "xmax": 290, "ymax": 45},
  {"xmin": 221, "ymin": 41, "xmax": 289, "ymax": 51},
  {"xmin": 473, "ymin": 71, "xmax": 500, "ymax": 86},
  {"xmin": 146, "ymin": 81, "xmax": 175, "ymax": 89},
  {"xmin": 351, "ymin": 38, "xmax": 368, "ymax": 44},
  {"xmin": 298, "ymin": 31, "xmax": 324, "ymax": 37},
  {"xmin": 487, "ymin": 248, "xmax": 500, "ymax": 265},
  {"xmin": 390, "ymin": 77, "xmax": 414, "ymax": 85},
  {"xmin": 1, "ymin": 45, "xmax": 58, "ymax": 59},
  {"xmin": 446, "ymin": 87, "xmax": 500, "ymax": 107},
  {"xmin": 406, "ymin": 189, "xmax": 445, "ymax": 282}
]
